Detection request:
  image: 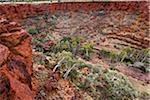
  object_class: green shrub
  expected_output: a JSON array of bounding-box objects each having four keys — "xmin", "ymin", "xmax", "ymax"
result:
[
  {"xmin": 28, "ymin": 28, "xmax": 38, "ymax": 35},
  {"xmin": 139, "ymin": 91, "xmax": 150, "ymax": 100},
  {"xmin": 80, "ymin": 42, "xmax": 95, "ymax": 60},
  {"xmin": 99, "ymin": 49, "xmax": 111, "ymax": 58},
  {"xmin": 99, "ymin": 48, "xmax": 150, "ymax": 70},
  {"xmin": 78, "ymin": 82, "xmax": 88, "ymax": 90},
  {"xmin": 78, "ymin": 63, "xmax": 93, "ymax": 69},
  {"xmin": 68, "ymin": 69, "xmax": 79, "ymax": 82},
  {"xmin": 103, "ymin": 70, "xmax": 138, "ymax": 100},
  {"xmin": 99, "ymin": 49, "xmax": 118, "ymax": 62},
  {"xmin": 52, "ymin": 36, "xmax": 83, "ymax": 56}
]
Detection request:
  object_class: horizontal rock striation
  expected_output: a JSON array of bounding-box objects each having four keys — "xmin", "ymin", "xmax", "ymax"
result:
[
  {"xmin": 106, "ymin": 32, "xmax": 150, "ymax": 49},
  {"xmin": 0, "ymin": 18, "xmax": 33, "ymax": 100}
]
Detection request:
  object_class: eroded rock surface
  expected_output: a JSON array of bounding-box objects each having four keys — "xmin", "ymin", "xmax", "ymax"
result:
[{"xmin": 0, "ymin": 18, "xmax": 33, "ymax": 100}]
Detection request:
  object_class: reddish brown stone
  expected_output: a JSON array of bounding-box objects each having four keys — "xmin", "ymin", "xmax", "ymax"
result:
[
  {"xmin": 0, "ymin": 18, "xmax": 33, "ymax": 100},
  {"xmin": 42, "ymin": 40, "xmax": 55, "ymax": 51},
  {"xmin": 6, "ymin": 73, "xmax": 33, "ymax": 100},
  {"xmin": 0, "ymin": 44, "xmax": 10, "ymax": 66},
  {"xmin": 13, "ymin": 37, "xmax": 32, "ymax": 75},
  {"xmin": 0, "ymin": 30, "xmax": 28, "ymax": 47},
  {"xmin": 0, "ymin": 73, "xmax": 11, "ymax": 100}
]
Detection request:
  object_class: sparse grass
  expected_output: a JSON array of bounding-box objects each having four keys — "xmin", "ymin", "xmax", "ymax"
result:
[
  {"xmin": 31, "ymin": 36, "xmax": 145, "ymax": 99},
  {"xmin": 49, "ymin": 36, "xmax": 95, "ymax": 60},
  {"xmin": 31, "ymin": 31, "xmax": 148, "ymax": 99},
  {"xmin": 98, "ymin": 47, "xmax": 150, "ymax": 72}
]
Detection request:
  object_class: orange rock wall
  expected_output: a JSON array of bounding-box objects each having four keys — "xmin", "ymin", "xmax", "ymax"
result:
[
  {"xmin": 0, "ymin": 1, "xmax": 149, "ymax": 22},
  {"xmin": 0, "ymin": 18, "xmax": 33, "ymax": 100}
]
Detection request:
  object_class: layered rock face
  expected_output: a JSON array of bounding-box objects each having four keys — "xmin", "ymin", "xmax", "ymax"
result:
[
  {"xmin": 0, "ymin": 18, "xmax": 33, "ymax": 100},
  {"xmin": 0, "ymin": 2, "xmax": 148, "ymax": 22}
]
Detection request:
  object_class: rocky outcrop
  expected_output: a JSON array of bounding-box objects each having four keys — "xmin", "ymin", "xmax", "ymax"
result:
[{"xmin": 0, "ymin": 18, "xmax": 33, "ymax": 100}]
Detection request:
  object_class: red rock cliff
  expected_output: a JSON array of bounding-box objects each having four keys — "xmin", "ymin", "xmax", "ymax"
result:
[
  {"xmin": 0, "ymin": 18, "xmax": 33, "ymax": 100},
  {"xmin": 0, "ymin": 1, "xmax": 149, "ymax": 22}
]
